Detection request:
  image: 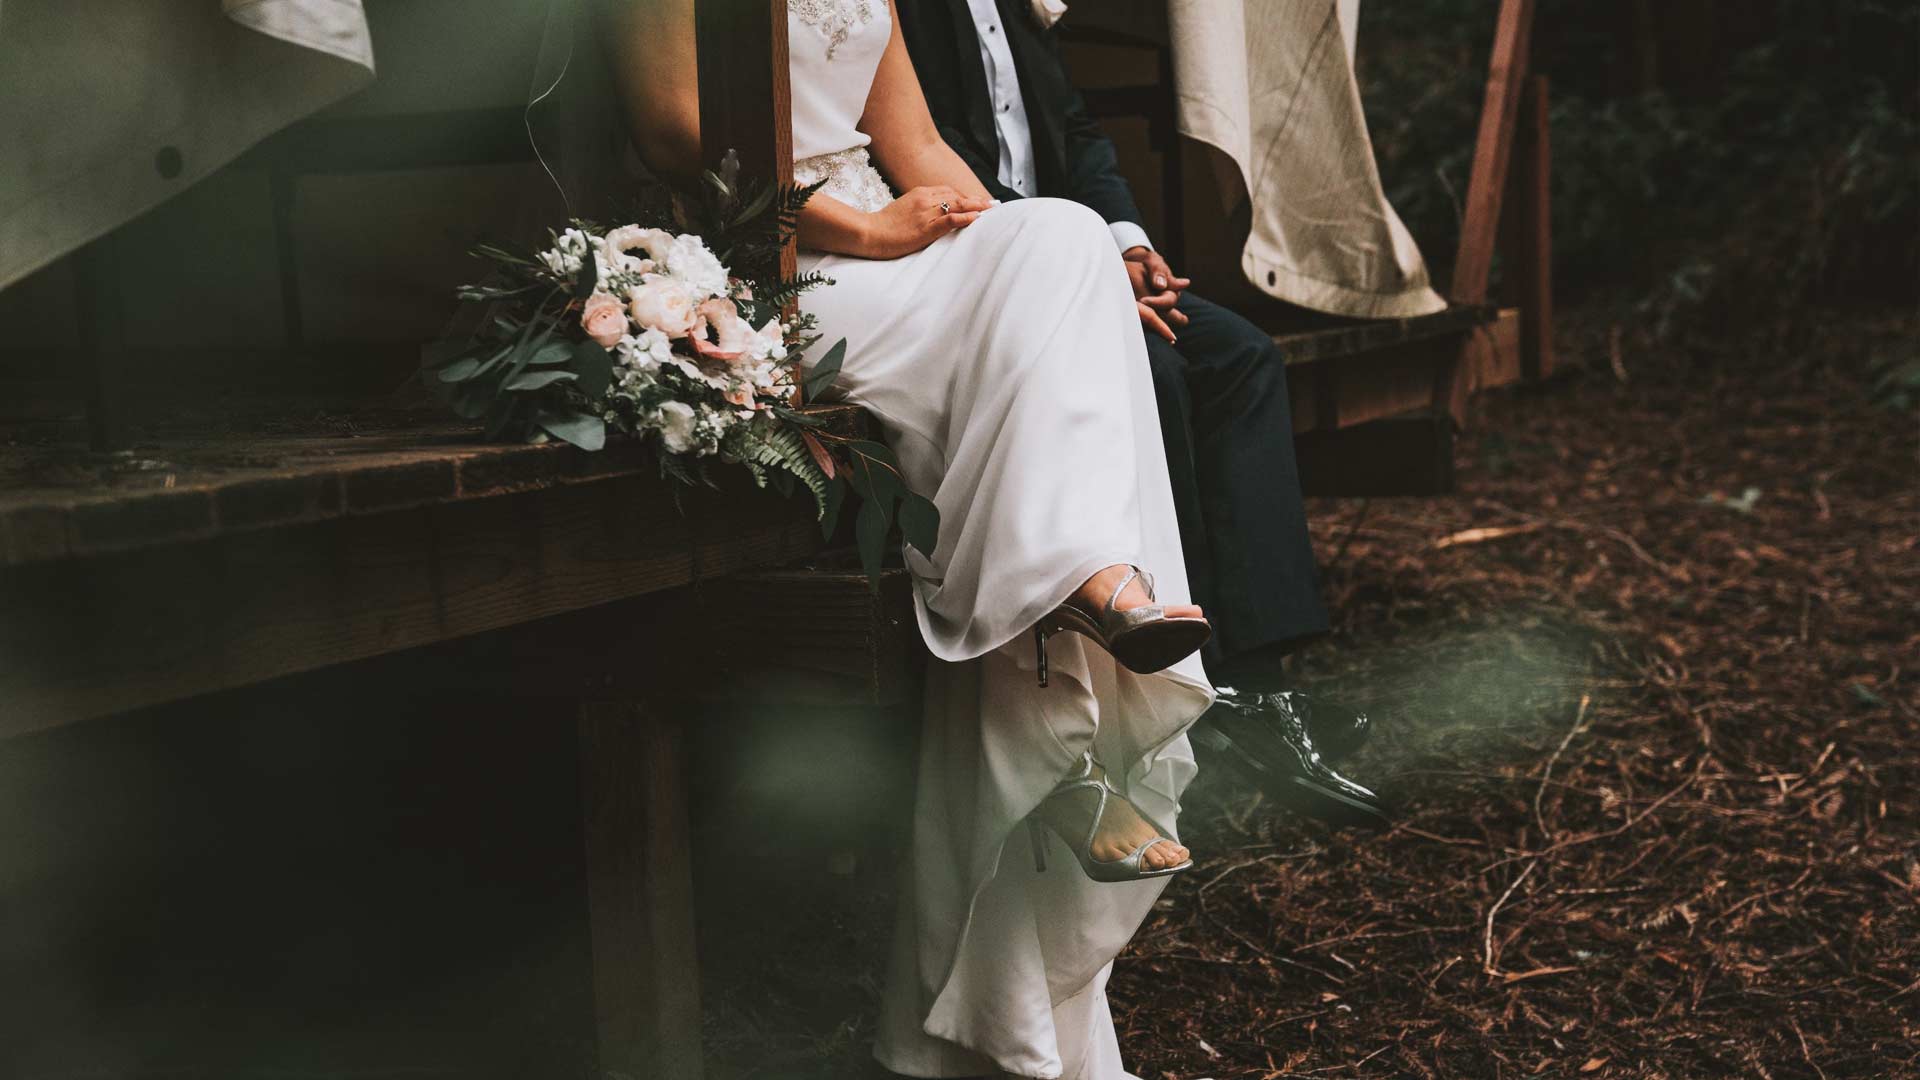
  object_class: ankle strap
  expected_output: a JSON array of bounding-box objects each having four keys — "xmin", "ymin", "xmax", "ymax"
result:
[{"xmin": 1103, "ymin": 565, "xmax": 1156, "ymax": 615}]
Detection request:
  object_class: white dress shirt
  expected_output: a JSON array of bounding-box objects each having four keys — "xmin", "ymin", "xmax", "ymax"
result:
[{"xmin": 961, "ymin": 0, "xmax": 1154, "ymax": 255}]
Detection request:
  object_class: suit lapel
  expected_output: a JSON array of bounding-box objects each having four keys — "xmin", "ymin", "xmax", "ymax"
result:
[
  {"xmin": 995, "ymin": 0, "xmax": 1069, "ymax": 194},
  {"xmin": 938, "ymin": 0, "xmax": 999, "ymax": 156}
]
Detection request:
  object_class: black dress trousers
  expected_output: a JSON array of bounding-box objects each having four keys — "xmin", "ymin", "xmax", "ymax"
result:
[{"xmin": 1139, "ymin": 290, "xmax": 1328, "ymax": 681}]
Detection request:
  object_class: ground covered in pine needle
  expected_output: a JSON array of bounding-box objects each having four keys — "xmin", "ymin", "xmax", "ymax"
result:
[{"xmin": 698, "ymin": 307, "xmax": 1919, "ymax": 1080}]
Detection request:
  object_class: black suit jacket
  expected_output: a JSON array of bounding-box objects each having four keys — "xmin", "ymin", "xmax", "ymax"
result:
[{"xmin": 896, "ymin": 0, "xmax": 1145, "ymax": 230}]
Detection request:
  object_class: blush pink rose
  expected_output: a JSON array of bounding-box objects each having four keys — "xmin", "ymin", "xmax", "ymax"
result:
[
  {"xmin": 627, "ymin": 276, "xmax": 700, "ymax": 339},
  {"xmin": 580, "ymin": 292, "xmax": 627, "ymax": 347},
  {"xmin": 691, "ymin": 297, "xmax": 756, "ymax": 362},
  {"xmin": 723, "ymin": 384, "xmax": 755, "ymax": 408}
]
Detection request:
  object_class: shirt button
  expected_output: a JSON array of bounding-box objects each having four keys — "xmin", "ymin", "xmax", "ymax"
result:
[{"xmin": 989, "ymin": 24, "xmax": 997, "ymax": 33}]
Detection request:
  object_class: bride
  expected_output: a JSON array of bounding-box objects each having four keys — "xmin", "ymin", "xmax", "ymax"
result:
[{"xmin": 601, "ymin": 2, "xmax": 1218, "ymax": 1075}]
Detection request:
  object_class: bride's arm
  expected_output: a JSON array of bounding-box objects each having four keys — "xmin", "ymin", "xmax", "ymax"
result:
[
  {"xmin": 798, "ymin": 8, "xmax": 996, "ymax": 259},
  {"xmin": 858, "ymin": 11, "xmax": 993, "ymax": 204},
  {"xmin": 604, "ymin": 0, "xmax": 992, "ymax": 259}
]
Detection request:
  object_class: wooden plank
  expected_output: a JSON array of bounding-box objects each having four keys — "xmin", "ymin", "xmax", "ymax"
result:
[
  {"xmin": 0, "ymin": 406, "xmax": 867, "ymax": 568},
  {"xmin": 696, "ymin": 568, "xmax": 922, "ymax": 705},
  {"xmin": 1450, "ymin": 0, "xmax": 1535, "ymax": 305},
  {"xmin": 1272, "ymin": 305, "xmax": 1488, "ymax": 365},
  {"xmin": 1286, "ymin": 333, "xmax": 1470, "ymax": 436},
  {"xmin": 0, "ymin": 470, "xmax": 825, "ymax": 737},
  {"xmin": 1449, "ymin": 306, "xmax": 1522, "ymax": 421},
  {"xmin": 1499, "ymin": 76, "xmax": 1554, "ymax": 380},
  {"xmin": 578, "ymin": 702, "xmax": 703, "ymax": 1080}
]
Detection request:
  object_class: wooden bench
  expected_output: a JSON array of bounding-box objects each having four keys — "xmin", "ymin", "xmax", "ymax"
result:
[
  {"xmin": 0, "ymin": 403, "xmax": 878, "ymax": 1077},
  {"xmin": 0, "ymin": 2, "xmax": 1548, "ymax": 1076}
]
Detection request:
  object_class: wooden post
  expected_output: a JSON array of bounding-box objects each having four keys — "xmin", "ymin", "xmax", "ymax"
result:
[
  {"xmin": 1449, "ymin": 0, "xmax": 1534, "ymax": 305},
  {"xmin": 695, "ymin": 0, "xmax": 796, "ymax": 283},
  {"xmin": 578, "ymin": 702, "xmax": 703, "ymax": 1080},
  {"xmin": 1499, "ymin": 75, "xmax": 1553, "ymax": 380}
]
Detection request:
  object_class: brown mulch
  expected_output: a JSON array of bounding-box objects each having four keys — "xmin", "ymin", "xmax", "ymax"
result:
[
  {"xmin": 1117, "ymin": 309, "xmax": 1920, "ymax": 1079},
  {"xmin": 700, "ymin": 305, "xmax": 1919, "ymax": 1080}
]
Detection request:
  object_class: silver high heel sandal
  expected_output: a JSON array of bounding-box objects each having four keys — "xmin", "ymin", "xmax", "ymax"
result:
[
  {"xmin": 1026, "ymin": 752, "xmax": 1194, "ymax": 883},
  {"xmin": 1033, "ymin": 565, "xmax": 1211, "ymax": 687}
]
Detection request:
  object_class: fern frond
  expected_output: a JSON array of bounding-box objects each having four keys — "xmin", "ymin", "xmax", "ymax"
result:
[
  {"xmin": 754, "ymin": 271, "xmax": 834, "ymax": 313},
  {"xmin": 730, "ymin": 422, "xmax": 830, "ymax": 518}
]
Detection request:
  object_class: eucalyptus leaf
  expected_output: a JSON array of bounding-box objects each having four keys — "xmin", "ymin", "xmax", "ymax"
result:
[
  {"xmin": 527, "ymin": 340, "xmax": 575, "ymax": 365},
  {"xmin": 502, "ymin": 289, "xmax": 562, "ymax": 381},
  {"xmin": 803, "ymin": 338, "xmax": 847, "ymax": 399},
  {"xmin": 571, "ymin": 339, "xmax": 614, "ymax": 399},
  {"xmin": 846, "ymin": 440, "xmax": 904, "ymax": 504},
  {"xmin": 731, "ymin": 183, "xmax": 776, "ymax": 229},
  {"xmin": 504, "ymin": 369, "xmax": 578, "ymax": 391},
  {"xmin": 450, "ymin": 381, "xmax": 494, "ymax": 420},
  {"xmin": 899, "ymin": 492, "xmax": 941, "ymax": 556},
  {"xmin": 770, "ymin": 405, "xmax": 827, "ymax": 428},
  {"xmin": 421, "ymin": 338, "xmax": 475, "ymax": 370},
  {"xmin": 855, "ymin": 495, "xmax": 889, "ymax": 591},
  {"xmin": 821, "ymin": 475, "xmax": 848, "ymax": 538},
  {"xmin": 484, "ymin": 395, "xmax": 521, "ymax": 439},
  {"xmin": 435, "ymin": 355, "xmax": 486, "ymax": 382},
  {"xmin": 536, "ymin": 409, "xmax": 607, "ymax": 451}
]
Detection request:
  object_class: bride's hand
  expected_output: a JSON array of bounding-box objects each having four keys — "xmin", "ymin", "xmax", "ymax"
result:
[{"xmin": 858, "ymin": 187, "xmax": 994, "ymax": 259}]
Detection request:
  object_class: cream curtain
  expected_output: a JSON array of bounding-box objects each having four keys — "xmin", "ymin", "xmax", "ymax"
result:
[
  {"xmin": 1167, "ymin": 0, "xmax": 1447, "ymax": 318},
  {"xmin": 0, "ymin": 0, "xmax": 375, "ymax": 290}
]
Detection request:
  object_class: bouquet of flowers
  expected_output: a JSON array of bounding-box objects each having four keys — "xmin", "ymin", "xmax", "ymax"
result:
[{"xmin": 423, "ymin": 157, "xmax": 937, "ymax": 584}]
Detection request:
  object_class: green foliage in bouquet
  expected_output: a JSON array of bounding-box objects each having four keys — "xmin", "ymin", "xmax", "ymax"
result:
[{"xmin": 423, "ymin": 152, "xmax": 938, "ymax": 588}]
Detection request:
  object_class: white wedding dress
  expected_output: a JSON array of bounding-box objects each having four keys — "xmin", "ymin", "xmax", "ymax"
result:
[{"xmin": 787, "ymin": 4, "xmax": 1215, "ymax": 1078}]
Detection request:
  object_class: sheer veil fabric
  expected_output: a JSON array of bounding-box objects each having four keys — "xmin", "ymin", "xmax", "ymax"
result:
[{"xmin": 530, "ymin": 3, "xmax": 1215, "ymax": 1076}]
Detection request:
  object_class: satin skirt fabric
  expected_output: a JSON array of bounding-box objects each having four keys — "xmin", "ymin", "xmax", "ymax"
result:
[{"xmin": 797, "ymin": 198, "xmax": 1213, "ymax": 1078}]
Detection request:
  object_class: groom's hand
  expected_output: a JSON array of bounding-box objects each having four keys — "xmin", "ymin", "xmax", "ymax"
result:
[{"xmin": 1122, "ymin": 246, "xmax": 1190, "ymax": 344}]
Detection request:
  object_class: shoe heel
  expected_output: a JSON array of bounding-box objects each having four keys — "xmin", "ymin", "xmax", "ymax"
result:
[
  {"xmin": 1034, "ymin": 625, "xmax": 1050, "ymax": 688},
  {"xmin": 1028, "ymin": 818, "xmax": 1049, "ymax": 872}
]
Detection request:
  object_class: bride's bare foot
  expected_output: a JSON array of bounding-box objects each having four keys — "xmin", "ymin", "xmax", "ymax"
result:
[
  {"xmin": 1072, "ymin": 563, "xmax": 1203, "ymax": 622},
  {"xmin": 1035, "ymin": 760, "xmax": 1191, "ymax": 870}
]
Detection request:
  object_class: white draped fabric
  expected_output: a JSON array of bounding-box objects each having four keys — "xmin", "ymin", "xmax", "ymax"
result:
[
  {"xmin": 1167, "ymin": 0, "xmax": 1447, "ymax": 318},
  {"xmin": 0, "ymin": 0, "xmax": 375, "ymax": 290},
  {"xmin": 787, "ymin": 3, "xmax": 1213, "ymax": 1076}
]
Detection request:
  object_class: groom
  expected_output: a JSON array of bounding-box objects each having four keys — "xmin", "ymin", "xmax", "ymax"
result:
[{"xmin": 896, "ymin": 0, "xmax": 1387, "ymax": 825}]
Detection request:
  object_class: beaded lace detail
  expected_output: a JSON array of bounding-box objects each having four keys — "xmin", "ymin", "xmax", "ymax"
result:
[
  {"xmin": 791, "ymin": 0, "xmax": 874, "ymax": 61},
  {"xmin": 794, "ymin": 146, "xmax": 893, "ymax": 214}
]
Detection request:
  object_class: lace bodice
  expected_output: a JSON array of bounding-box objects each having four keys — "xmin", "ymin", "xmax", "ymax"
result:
[{"xmin": 790, "ymin": 0, "xmax": 893, "ymax": 213}]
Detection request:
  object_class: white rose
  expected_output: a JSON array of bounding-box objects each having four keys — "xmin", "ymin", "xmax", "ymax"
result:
[
  {"xmin": 664, "ymin": 234, "xmax": 730, "ymax": 298},
  {"xmin": 619, "ymin": 328, "xmax": 675, "ymax": 371},
  {"xmin": 627, "ymin": 276, "xmax": 700, "ymax": 338},
  {"xmin": 602, "ymin": 225, "xmax": 674, "ymax": 265},
  {"xmin": 746, "ymin": 317, "xmax": 786, "ymax": 362},
  {"xmin": 655, "ymin": 400, "xmax": 699, "ymax": 454}
]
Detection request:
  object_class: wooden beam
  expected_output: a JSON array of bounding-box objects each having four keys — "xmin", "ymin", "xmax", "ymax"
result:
[
  {"xmin": 579, "ymin": 702, "xmax": 703, "ymax": 1080},
  {"xmin": 695, "ymin": 0, "xmax": 791, "ymax": 181},
  {"xmin": 694, "ymin": 0, "xmax": 796, "ymax": 281},
  {"xmin": 1499, "ymin": 75, "xmax": 1554, "ymax": 380},
  {"xmin": 1450, "ymin": 0, "xmax": 1535, "ymax": 305},
  {"xmin": 0, "ymin": 471, "xmax": 825, "ymax": 737}
]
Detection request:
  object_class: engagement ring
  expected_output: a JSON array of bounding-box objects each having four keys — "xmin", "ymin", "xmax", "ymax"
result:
[{"xmin": 940, "ymin": 201, "xmax": 951, "ymax": 214}]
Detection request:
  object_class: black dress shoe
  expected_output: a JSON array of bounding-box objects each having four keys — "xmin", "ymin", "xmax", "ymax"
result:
[
  {"xmin": 1193, "ymin": 689, "xmax": 1390, "ymax": 828},
  {"xmin": 1220, "ymin": 688, "xmax": 1372, "ymax": 763}
]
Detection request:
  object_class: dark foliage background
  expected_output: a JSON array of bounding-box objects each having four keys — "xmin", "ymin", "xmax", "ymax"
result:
[{"xmin": 1358, "ymin": 0, "xmax": 1918, "ymax": 343}]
